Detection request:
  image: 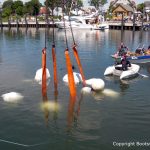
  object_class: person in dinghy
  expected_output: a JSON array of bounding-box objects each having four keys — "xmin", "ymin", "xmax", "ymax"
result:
[
  {"xmin": 115, "ymin": 54, "xmax": 131, "ymax": 71},
  {"xmin": 118, "ymin": 42, "xmax": 129, "ymax": 56}
]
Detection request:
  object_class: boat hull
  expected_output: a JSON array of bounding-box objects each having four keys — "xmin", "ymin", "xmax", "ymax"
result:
[{"xmin": 111, "ymin": 54, "xmax": 150, "ymax": 63}]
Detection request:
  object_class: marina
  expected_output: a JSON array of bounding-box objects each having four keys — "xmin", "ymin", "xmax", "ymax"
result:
[
  {"xmin": 0, "ymin": 0, "xmax": 150, "ymax": 149},
  {"xmin": 0, "ymin": 21, "xmax": 149, "ymax": 30},
  {"xmin": 0, "ymin": 27, "xmax": 150, "ymax": 149}
]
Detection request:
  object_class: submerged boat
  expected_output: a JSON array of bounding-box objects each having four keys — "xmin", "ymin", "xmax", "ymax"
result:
[{"xmin": 104, "ymin": 64, "xmax": 140, "ymax": 80}]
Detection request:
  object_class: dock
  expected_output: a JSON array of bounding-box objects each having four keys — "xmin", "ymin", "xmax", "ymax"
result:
[
  {"xmin": 0, "ymin": 21, "xmax": 56, "ymax": 28},
  {"xmin": 108, "ymin": 21, "xmax": 146, "ymax": 30},
  {"xmin": 0, "ymin": 21, "xmax": 149, "ymax": 30}
]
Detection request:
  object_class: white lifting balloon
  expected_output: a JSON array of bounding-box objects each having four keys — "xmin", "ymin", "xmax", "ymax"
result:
[
  {"xmin": 86, "ymin": 78, "xmax": 105, "ymax": 91},
  {"xmin": 34, "ymin": 68, "xmax": 50, "ymax": 85},
  {"xmin": 1, "ymin": 92, "xmax": 24, "ymax": 102},
  {"xmin": 63, "ymin": 72, "xmax": 82, "ymax": 84}
]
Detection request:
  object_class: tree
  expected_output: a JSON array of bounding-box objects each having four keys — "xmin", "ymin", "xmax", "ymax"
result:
[
  {"xmin": 12, "ymin": 0, "xmax": 23, "ymax": 16},
  {"xmin": 24, "ymin": 0, "xmax": 41, "ymax": 16},
  {"xmin": 90, "ymin": 0, "xmax": 107, "ymax": 9},
  {"xmin": 2, "ymin": 0, "xmax": 13, "ymax": 18},
  {"xmin": 31, "ymin": 0, "xmax": 41, "ymax": 15},
  {"xmin": 2, "ymin": 0, "xmax": 13, "ymax": 9},
  {"xmin": 24, "ymin": 1, "xmax": 33, "ymax": 15},
  {"xmin": 137, "ymin": 3, "xmax": 144, "ymax": 13},
  {"xmin": 77, "ymin": 0, "xmax": 83, "ymax": 8},
  {"xmin": 44, "ymin": 0, "xmax": 61, "ymax": 10},
  {"xmin": 2, "ymin": 7, "xmax": 12, "ymax": 18},
  {"xmin": 44, "ymin": 0, "xmax": 83, "ymax": 15},
  {"xmin": 16, "ymin": 6, "xmax": 23, "ymax": 16}
]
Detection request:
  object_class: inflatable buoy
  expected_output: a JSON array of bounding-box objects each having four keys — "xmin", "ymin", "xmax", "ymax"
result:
[
  {"xmin": 102, "ymin": 89, "xmax": 119, "ymax": 98},
  {"xmin": 1, "ymin": 92, "xmax": 24, "ymax": 102},
  {"xmin": 86, "ymin": 78, "xmax": 105, "ymax": 91},
  {"xmin": 34, "ymin": 68, "xmax": 50, "ymax": 84},
  {"xmin": 63, "ymin": 72, "xmax": 82, "ymax": 84},
  {"xmin": 81, "ymin": 86, "xmax": 92, "ymax": 94}
]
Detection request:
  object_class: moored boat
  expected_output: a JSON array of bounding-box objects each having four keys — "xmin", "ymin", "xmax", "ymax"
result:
[
  {"xmin": 111, "ymin": 53, "xmax": 150, "ymax": 64},
  {"xmin": 111, "ymin": 45, "xmax": 150, "ymax": 63},
  {"xmin": 93, "ymin": 22, "xmax": 109, "ymax": 30}
]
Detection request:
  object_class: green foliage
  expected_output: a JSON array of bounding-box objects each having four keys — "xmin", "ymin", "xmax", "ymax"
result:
[
  {"xmin": 24, "ymin": 0, "xmax": 41, "ymax": 16},
  {"xmin": 44, "ymin": 0, "xmax": 83, "ymax": 15},
  {"xmin": 22, "ymin": 5, "xmax": 28, "ymax": 15},
  {"xmin": 1, "ymin": 0, "xmax": 41, "ymax": 17},
  {"xmin": 2, "ymin": 0, "xmax": 13, "ymax": 18},
  {"xmin": 137, "ymin": 3, "xmax": 144, "ymax": 13},
  {"xmin": 12, "ymin": 0, "xmax": 23, "ymax": 15},
  {"xmin": 24, "ymin": 1, "xmax": 33, "ymax": 15},
  {"xmin": 44, "ymin": 0, "xmax": 61, "ymax": 10},
  {"xmin": 77, "ymin": 0, "xmax": 83, "ymax": 7},
  {"xmin": 2, "ymin": 0, "xmax": 13, "ymax": 9},
  {"xmin": 2, "ymin": 7, "xmax": 12, "ymax": 18},
  {"xmin": 16, "ymin": 6, "xmax": 23, "ymax": 16},
  {"xmin": 90, "ymin": 0, "xmax": 107, "ymax": 8},
  {"xmin": 1, "ymin": 0, "xmax": 83, "ymax": 18},
  {"xmin": 31, "ymin": 0, "xmax": 41, "ymax": 15}
]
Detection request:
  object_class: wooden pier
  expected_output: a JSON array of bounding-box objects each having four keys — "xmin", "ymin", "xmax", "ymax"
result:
[
  {"xmin": 0, "ymin": 21, "xmax": 148, "ymax": 31},
  {"xmin": 108, "ymin": 21, "xmax": 142, "ymax": 30},
  {"xmin": 0, "ymin": 21, "xmax": 56, "ymax": 28}
]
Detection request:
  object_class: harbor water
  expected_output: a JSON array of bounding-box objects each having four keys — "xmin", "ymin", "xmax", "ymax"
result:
[{"xmin": 0, "ymin": 28, "xmax": 150, "ymax": 150}]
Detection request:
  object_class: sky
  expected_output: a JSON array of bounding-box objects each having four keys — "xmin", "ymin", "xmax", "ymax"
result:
[{"xmin": 0, "ymin": 0, "xmax": 146, "ymax": 6}]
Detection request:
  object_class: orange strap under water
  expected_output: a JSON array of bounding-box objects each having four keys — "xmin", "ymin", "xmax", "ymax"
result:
[
  {"xmin": 72, "ymin": 45, "xmax": 86, "ymax": 86},
  {"xmin": 42, "ymin": 48, "xmax": 47, "ymax": 97},
  {"xmin": 65, "ymin": 49, "xmax": 76, "ymax": 98},
  {"xmin": 52, "ymin": 45, "xmax": 58, "ymax": 93},
  {"xmin": 67, "ymin": 96, "xmax": 76, "ymax": 128}
]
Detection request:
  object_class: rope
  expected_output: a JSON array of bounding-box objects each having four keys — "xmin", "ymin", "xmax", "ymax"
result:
[
  {"xmin": 44, "ymin": 0, "xmax": 49, "ymax": 48},
  {"xmin": 61, "ymin": 0, "xmax": 69, "ymax": 49},
  {"xmin": 51, "ymin": 5, "xmax": 58, "ymax": 94},
  {"xmin": 0, "ymin": 138, "xmax": 48, "ymax": 147},
  {"xmin": 68, "ymin": 0, "xmax": 76, "ymax": 45},
  {"xmin": 50, "ymin": 1, "xmax": 55, "ymax": 46}
]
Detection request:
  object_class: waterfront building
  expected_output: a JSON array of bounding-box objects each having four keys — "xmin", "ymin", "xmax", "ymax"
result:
[
  {"xmin": 110, "ymin": 0, "xmax": 136, "ymax": 20},
  {"xmin": 144, "ymin": 1, "xmax": 150, "ymax": 21},
  {"xmin": 112, "ymin": 4, "xmax": 134, "ymax": 20}
]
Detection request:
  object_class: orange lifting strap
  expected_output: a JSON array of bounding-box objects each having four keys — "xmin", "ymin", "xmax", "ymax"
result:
[
  {"xmin": 65, "ymin": 48, "xmax": 76, "ymax": 98},
  {"xmin": 67, "ymin": 96, "xmax": 76, "ymax": 127},
  {"xmin": 52, "ymin": 45, "xmax": 58, "ymax": 93},
  {"xmin": 42, "ymin": 48, "xmax": 47, "ymax": 97},
  {"xmin": 72, "ymin": 45, "xmax": 86, "ymax": 86}
]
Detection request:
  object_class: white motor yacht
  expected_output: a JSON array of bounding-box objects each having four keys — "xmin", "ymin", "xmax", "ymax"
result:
[{"xmin": 55, "ymin": 15, "xmax": 95, "ymax": 29}]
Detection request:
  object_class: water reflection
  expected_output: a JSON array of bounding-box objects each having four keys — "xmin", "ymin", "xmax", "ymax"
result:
[
  {"xmin": 121, "ymin": 30, "xmax": 124, "ymax": 42},
  {"xmin": 0, "ymin": 45, "xmax": 2, "ymax": 64},
  {"xmin": 67, "ymin": 94, "xmax": 84, "ymax": 131},
  {"xmin": 41, "ymin": 93, "xmax": 59, "ymax": 126},
  {"xmin": 42, "ymin": 95, "xmax": 49, "ymax": 125},
  {"xmin": 119, "ymin": 81, "xmax": 130, "ymax": 92},
  {"xmin": 67, "ymin": 96, "xmax": 77, "ymax": 130}
]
